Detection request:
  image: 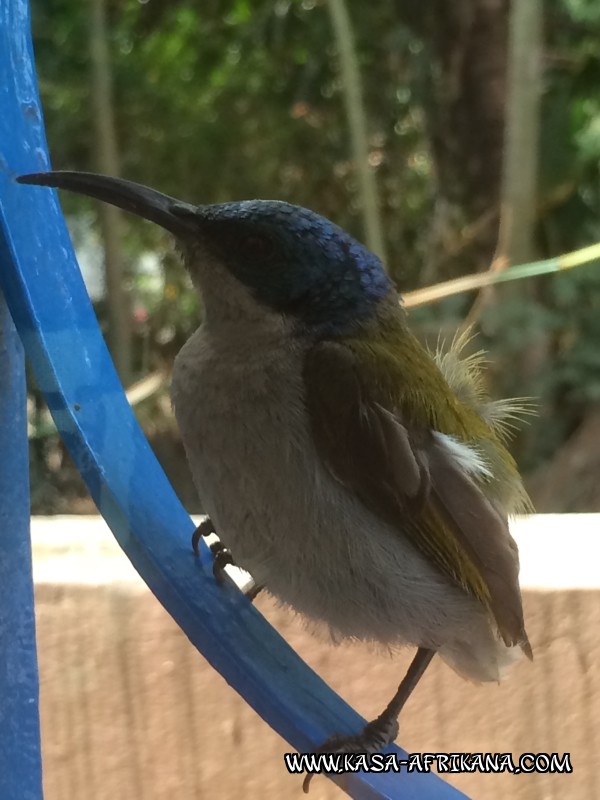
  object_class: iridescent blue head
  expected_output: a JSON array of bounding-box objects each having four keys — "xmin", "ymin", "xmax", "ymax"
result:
[
  {"xmin": 17, "ymin": 171, "xmax": 394, "ymax": 334},
  {"xmin": 180, "ymin": 199, "xmax": 393, "ymax": 332}
]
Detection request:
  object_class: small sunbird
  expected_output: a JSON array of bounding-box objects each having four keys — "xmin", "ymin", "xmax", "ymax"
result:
[{"xmin": 19, "ymin": 171, "xmax": 532, "ymax": 784}]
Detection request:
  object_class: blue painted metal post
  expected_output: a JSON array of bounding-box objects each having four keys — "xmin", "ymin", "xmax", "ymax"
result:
[{"xmin": 0, "ymin": 294, "xmax": 43, "ymax": 799}]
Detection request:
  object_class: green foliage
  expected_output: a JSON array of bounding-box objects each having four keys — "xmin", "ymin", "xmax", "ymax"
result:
[
  {"xmin": 31, "ymin": 0, "xmax": 434, "ymax": 282},
  {"xmin": 26, "ymin": 0, "xmax": 600, "ymax": 506}
]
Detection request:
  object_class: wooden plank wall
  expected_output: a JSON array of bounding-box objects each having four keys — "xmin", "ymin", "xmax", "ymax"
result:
[{"xmin": 34, "ymin": 518, "xmax": 593, "ymax": 799}]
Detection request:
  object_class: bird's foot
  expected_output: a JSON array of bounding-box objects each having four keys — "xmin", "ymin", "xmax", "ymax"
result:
[
  {"xmin": 191, "ymin": 517, "xmax": 261, "ymax": 599},
  {"xmin": 302, "ymin": 713, "xmax": 399, "ymax": 793},
  {"xmin": 191, "ymin": 517, "xmax": 215, "ymax": 557}
]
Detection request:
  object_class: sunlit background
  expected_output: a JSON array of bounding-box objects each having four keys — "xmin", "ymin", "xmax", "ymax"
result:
[
  {"xmin": 27, "ymin": 0, "xmax": 600, "ymax": 515},
  {"xmin": 23, "ymin": 3, "xmax": 600, "ymax": 798}
]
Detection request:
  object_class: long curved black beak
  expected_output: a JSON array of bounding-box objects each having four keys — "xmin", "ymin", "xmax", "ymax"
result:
[{"xmin": 17, "ymin": 171, "xmax": 197, "ymax": 237}]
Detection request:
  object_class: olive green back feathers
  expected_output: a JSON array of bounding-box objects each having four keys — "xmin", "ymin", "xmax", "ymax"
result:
[{"xmin": 304, "ymin": 310, "xmax": 532, "ymax": 659}]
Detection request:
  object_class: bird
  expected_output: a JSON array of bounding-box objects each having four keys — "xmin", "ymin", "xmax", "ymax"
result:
[{"xmin": 18, "ymin": 171, "xmax": 533, "ymax": 783}]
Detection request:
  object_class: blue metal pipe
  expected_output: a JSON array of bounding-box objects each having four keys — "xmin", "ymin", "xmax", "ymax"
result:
[{"xmin": 0, "ymin": 292, "xmax": 43, "ymax": 799}]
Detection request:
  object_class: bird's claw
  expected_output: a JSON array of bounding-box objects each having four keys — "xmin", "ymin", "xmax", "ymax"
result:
[
  {"xmin": 191, "ymin": 517, "xmax": 215, "ymax": 556},
  {"xmin": 191, "ymin": 517, "xmax": 262, "ymax": 599},
  {"xmin": 302, "ymin": 715, "xmax": 399, "ymax": 793},
  {"xmin": 191, "ymin": 517, "xmax": 235, "ymax": 582},
  {"xmin": 210, "ymin": 540, "xmax": 235, "ymax": 583}
]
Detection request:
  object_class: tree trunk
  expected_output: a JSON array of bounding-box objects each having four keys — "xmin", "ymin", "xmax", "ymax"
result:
[
  {"xmin": 399, "ymin": 0, "xmax": 510, "ymax": 277},
  {"xmin": 499, "ymin": 0, "xmax": 543, "ymax": 265},
  {"xmin": 327, "ymin": 0, "xmax": 387, "ymax": 265},
  {"xmin": 89, "ymin": 0, "xmax": 131, "ymax": 385}
]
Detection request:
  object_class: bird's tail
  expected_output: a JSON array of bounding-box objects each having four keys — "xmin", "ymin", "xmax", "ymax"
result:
[{"xmin": 439, "ymin": 631, "xmax": 528, "ymax": 683}]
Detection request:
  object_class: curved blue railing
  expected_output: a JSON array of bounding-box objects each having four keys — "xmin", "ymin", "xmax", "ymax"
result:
[{"xmin": 0, "ymin": 2, "xmax": 467, "ymax": 798}]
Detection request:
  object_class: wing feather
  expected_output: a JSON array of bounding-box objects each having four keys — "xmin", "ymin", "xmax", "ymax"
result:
[{"xmin": 304, "ymin": 339, "xmax": 530, "ymax": 654}]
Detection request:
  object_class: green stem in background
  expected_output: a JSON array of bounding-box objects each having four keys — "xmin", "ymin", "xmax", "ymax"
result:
[
  {"xmin": 90, "ymin": 0, "xmax": 132, "ymax": 384},
  {"xmin": 498, "ymin": 0, "xmax": 543, "ymax": 265},
  {"xmin": 326, "ymin": 0, "xmax": 387, "ymax": 266},
  {"xmin": 404, "ymin": 242, "xmax": 600, "ymax": 309}
]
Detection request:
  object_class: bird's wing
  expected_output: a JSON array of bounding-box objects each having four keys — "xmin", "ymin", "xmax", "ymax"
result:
[{"xmin": 304, "ymin": 339, "xmax": 530, "ymax": 653}]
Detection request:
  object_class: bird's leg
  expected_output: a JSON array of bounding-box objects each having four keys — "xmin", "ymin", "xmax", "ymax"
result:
[
  {"xmin": 303, "ymin": 647, "xmax": 435, "ymax": 793},
  {"xmin": 191, "ymin": 517, "xmax": 262, "ymax": 600}
]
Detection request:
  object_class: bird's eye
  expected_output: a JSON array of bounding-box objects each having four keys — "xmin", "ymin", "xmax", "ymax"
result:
[{"xmin": 241, "ymin": 234, "xmax": 275, "ymax": 261}]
